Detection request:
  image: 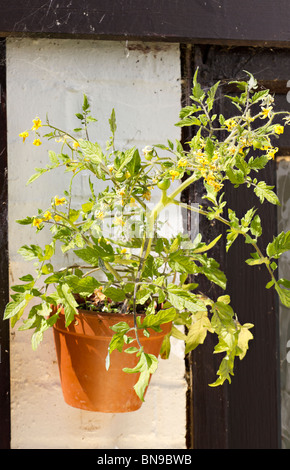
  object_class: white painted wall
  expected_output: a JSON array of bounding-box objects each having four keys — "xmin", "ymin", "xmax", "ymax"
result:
[{"xmin": 6, "ymin": 38, "xmax": 186, "ymax": 449}]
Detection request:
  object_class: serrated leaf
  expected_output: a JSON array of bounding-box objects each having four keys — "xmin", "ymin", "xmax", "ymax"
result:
[
  {"xmin": 4, "ymin": 293, "xmax": 33, "ymax": 321},
  {"xmin": 254, "ymin": 181, "xmax": 280, "ymax": 205},
  {"xmin": 275, "ymin": 284, "xmax": 290, "ymax": 307},
  {"xmin": 250, "ymin": 215, "xmax": 262, "ymax": 238},
  {"xmin": 141, "ymin": 307, "xmax": 176, "ymax": 330},
  {"xmin": 248, "ymin": 155, "xmax": 269, "ymax": 170},
  {"xmin": 79, "ymin": 140, "xmax": 103, "ymax": 164},
  {"xmin": 123, "ymin": 352, "xmax": 158, "ymax": 401},
  {"xmin": 266, "ymin": 231, "xmax": 290, "ymax": 259},
  {"xmin": 226, "ymin": 167, "xmax": 245, "ymax": 186},
  {"xmin": 237, "ymin": 323, "xmax": 254, "ymax": 359},
  {"xmin": 175, "ymin": 116, "xmax": 201, "ymax": 127},
  {"xmin": 18, "ymin": 244, "xmax": 43, "ymax": 261},
  {"xmin": 65, "ymin": 274, "xmax": 100, "ymax": 297},
  {"xmin": 167, "ymin": 287, "xmax": 207, "ymax": 313},
  {"xmin": 56, "ymin": 283, "xmax": 78, "ymax": 327}
]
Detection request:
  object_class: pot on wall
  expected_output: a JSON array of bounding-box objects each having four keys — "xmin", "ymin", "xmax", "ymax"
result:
[{"xmin": 52, "ymin": 308, "xmax": 171, "ymax": 413}]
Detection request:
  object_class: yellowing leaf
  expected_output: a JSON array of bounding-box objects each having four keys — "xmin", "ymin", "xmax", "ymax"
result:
[
  {"xmin": 185, "ymin": 311, "xmax": 213, "ymax": 354},
  {"xmin": 237, "ymin": 323, "xmax": 254, "ymax": 360}
]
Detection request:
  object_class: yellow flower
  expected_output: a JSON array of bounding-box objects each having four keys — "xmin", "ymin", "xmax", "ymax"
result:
[
  {"xmin": 267, "ymin": 147, "xmax": 278, "ymax": 160},
  {"xmin": 261, "ymin": 142, "xmax": 271, "ymax": 150},
  {"xmin": 43, "ymin": 211, "xmax": 52, "ymax": 221},
  {"xmin": 114, "ymin": 216, "xmax": 125, "ymax": 226},
  {"xmin": 54, "ymin": 196, "xmax": 66, "ymax": 206},
  {"xmin": 142, "ymin": 190, "xmax": 151, "ymax": 201},
  {"xmin": 19, "ymin": 131, "xmax": 29, "ymax": 142},
  {"xmin": 120, "ymin": 248, "xmax": 127, "ymax": 254},
  {"xmin": 31, "ymin": 118, "xmax": 42, "ymax": 131},
  {"xmin": 54, "ymin": 215, "xmax": 62, "ymax": 222},
  {"xmin": 33, "ymin": 218, "xmax": 42, "ymax": 229},
  {"xmin": 108, "ymin": 165, "xmax": 114, "ymax": 172},
  {"xmin": 130, "ymin": 197, "xmax": 136, "ymax": 206},
  {"xmin": 177, "ymin": 158, "xmax": 188, "ymax": 168},
  {"xmin": 33, "ymin": 138, "xmax": 42, "ymax": 146},
  {"xmin": 224, "ymin": 118, "xmax": 236, "ymax": 131},
  {"xmin": 73, "ymin": 141, "xmax": 80, "ymax": 149},
  {"xmin": 274, "ymin": 125, "xmax": 284, "ymax": 135},
  {"xmin": 95, "ymin": 211, "xmax": 104, "ymax": 220},
  {"xmin": 118, "ymin": 188, "xmax": 126, "ymax": 197},
  {"xmin": 260, "ymin": 107, "xmax": 272, "ymax": 119},
  {"xmin": 205, "ymin": 174, "xmax": 223, "ymax": 192},
  {"xmin": 169, "ymin": 170, "xmax": 180, "ymax": 181}
]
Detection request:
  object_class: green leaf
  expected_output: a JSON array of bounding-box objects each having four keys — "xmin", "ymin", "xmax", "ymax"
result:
[
  {"xmin": 18, "ymin": 244, "xmax": 43, "ymax": 261},
  {"xmin": 16, "ymin": 216, "xmax": 34, "ymax": 225},
  {"xmin": 254, "ymin": 181, "xmax": 280, "ymax": 205},
  {"xmin": 56, "ymin": 284, "xmax": 78, "ymax": 327},
  {"xmin": 196, "ymin": 255, "xmax": 227, "ymax": 290},
  {"xmin": 168, "ymin": 252, "xmax": 196, "ymax": 274},
  {"xmin": 110, "ymin": 321, "xmax": 131, "ymax": 334},
  {"xmin": 192, "ymin": 234, "xmax": 222, "ymax": 254},
  {"xmin": 209, "ymin": 352, "xmax": 235, "ymax": 387},
  {"xmin": 26, "ymin": 168, "xmax": 47, "ymax": 185},
  {"xmin": 65, "ymin": 274, "xmax": 100, "ymax": 297},
  {"xmin": 250, "ymin": 215, "xmax": 262, "ymax": 238},
  {"xmin": 251, "ymin": 89, "xmax": 269, "ymax": 103},
  {"xmin": 167, "ymin": 287, "xmax": 207, "ymax": 313},
  {"xmin": 206, "ymin": 81, "xmax": 220, "ymax": 112},
  {"xmin": 275, "ymin": 284, "xmax": 290, "ymax": 307},
  {"xmin": 175, "ymin": 116, "xmax": 201, "ymax": 127},
  {"xmin": 245, "ymin": 256, "xmax": 268, "ymax": 266},
  {"xmin": 226, "ymin": 167, "xmax": 245, "ymax": 186},
  {"xmin": 204, "ymin": 137, "xmax": 214, "ymax": 159},
  {"xmin": 123, "ymin": 352, "xmax": 158, "ymax": 401},
  {"xmin": 191, "ymin": 69, "xmax": 204, "ymax": 101},
  {"xmin": 117, "ymin": 147, "xmax": 137, "ymax": 173},
  {"xmin": 79, "ymin": 141, "xmax": 103, "ymax": 164},
  {"xmin": 266, "ymin": 231, "xmax": 290, "ymax": 259},
  {"xmin": 108, "ymin": 332, "xmax": 126, "ymax": 355},
  {"xmin": 4, "ymin": 292, "xmax": 33, "ymax": 322},
  {"xmin": 74, "ymin": 243, "xmax": 114, "ymax": 265},
  {"xmin": 103, "ymin": 287, "xmax": 126, "ymax": 302},
  {"xmin": 126, "ymin": 148, "xmax": 141, "ymax": 176},
  {"xmin": 141, "ymin": 308, "xmax": 176, "ymax": 330},
  {"xmin": 109, "ymin": 108, "xmax": 117, "ymax": 135},
  {"xmin": 248, "ymin": 155, "xmax": 269, "ymax": 171}
]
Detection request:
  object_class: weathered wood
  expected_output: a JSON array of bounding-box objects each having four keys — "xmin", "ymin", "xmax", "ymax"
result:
[
  {"xmin": 1, "ymin": 0, "xmax": 290, "ymax": 47},
  {"xmin": 0, "ymin": 38, "xmax": 10, "ymax": 449},
  {"xmin": 182, "ymin": 44, "xmax": 284, "ymax": 449}
]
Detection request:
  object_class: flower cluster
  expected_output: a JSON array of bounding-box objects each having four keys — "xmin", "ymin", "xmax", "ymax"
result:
[
  {"xmin": 19, "ymin": 117, "xmax": 42, "ymax": 146},
  {"xmin": 32, "ymin": 196, "xmax": 67, "ymax": 229}
]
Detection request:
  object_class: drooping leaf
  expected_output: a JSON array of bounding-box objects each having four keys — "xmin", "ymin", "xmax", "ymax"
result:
[{"xmin": 266, "ymin": 231, "xmax": 290, "ymax": 259}]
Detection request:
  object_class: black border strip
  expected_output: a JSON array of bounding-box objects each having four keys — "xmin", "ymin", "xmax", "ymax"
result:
[
  {"xmin": 0, "ymin": 37, "xmax": 10, "ymax": 450},
  {"xmin": 0, "ymin": 0, "xmax": 290, "ymax": 47}
]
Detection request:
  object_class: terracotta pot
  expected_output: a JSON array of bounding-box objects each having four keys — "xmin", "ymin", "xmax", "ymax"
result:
[{"xmin": 52, "ymin": 308, "xmax": 172, "ymax": 413}]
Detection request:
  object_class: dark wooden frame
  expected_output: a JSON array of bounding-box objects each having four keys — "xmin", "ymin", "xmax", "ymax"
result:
[
  {"xmin": 1, "ymin": 0, "xmax": 289, "ymax": 449},
  {"xmin": 0, "ymin": 0, "xmax": 290, "ymax": 47},
  {"xmin": 0, "ymin": 37, "xmax": 10, "ymax": 450}
]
